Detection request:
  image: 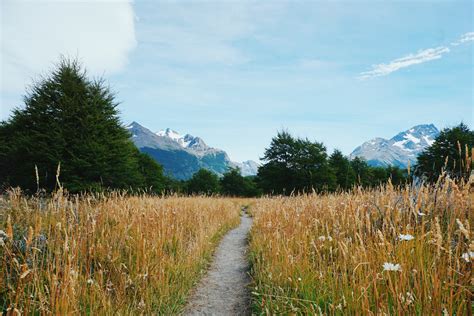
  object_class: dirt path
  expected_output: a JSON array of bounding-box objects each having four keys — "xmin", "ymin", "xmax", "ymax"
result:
[{"xmin": 183, "ymin": 211, "xmax": 253, "ymax": 316}]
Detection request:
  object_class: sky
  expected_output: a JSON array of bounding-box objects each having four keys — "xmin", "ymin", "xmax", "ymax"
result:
[{"xmin": 1, "ymin": 0, "xmax": 473, "ymax": 162}]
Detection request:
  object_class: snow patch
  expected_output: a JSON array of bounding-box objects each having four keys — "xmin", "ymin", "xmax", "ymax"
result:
[
  {"xmin": 423, "ymin": 136, "xmax": 435, "ymax": 146},
  {"xmin": 404, "ymin": 133, "xmax": 420, "ymax": 144}
]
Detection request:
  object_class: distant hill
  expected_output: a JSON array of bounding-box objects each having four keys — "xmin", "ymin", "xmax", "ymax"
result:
[
  {"xmin": 350, "ymin": 124, "xmax": 439, "ymax": 168},
  {"xmin": 127, "ymin": 122, "xmax": 259, "ymax": 179}
]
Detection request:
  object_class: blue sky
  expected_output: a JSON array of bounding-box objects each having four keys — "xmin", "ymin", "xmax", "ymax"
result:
[{"xmin": 1, "ymin": 0, "xmax": 473, "ymax": 162}]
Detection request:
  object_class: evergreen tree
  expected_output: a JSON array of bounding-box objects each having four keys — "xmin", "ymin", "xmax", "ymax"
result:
[
  {"xmin": 328, "ymin": 150, "xmax": 356, "ymax": 190},
  {"xmin": 186, "ymin": 169, "xmax": 220, "ymax": 195},
  {"xmin": 0, "ymin": 58, "xmax": 164, "ymax": 192},
  {"xmin": 415, "ymin": 123, "xmax": 474, "ymax": 181}
]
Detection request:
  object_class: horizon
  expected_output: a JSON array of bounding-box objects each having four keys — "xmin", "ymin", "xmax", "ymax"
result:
[{"xmin": 1, "ymin": 0, "xmax": 473, "ymax": 162}]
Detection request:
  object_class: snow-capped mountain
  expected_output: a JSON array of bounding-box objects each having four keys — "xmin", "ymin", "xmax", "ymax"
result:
[
  {"xmin": 127, "ymin": 122, "xmax": 259, "ymax": 179},
  {"xmin": 156, "ymin": 128, "xmax": 212, "ymax": 153},
  {"xmin": 350, "ymin": 124, "xmax": 439, "ymax": 168},
  {"xmin": 234, "ymin": 160, "xmax": 260, "ymax": 177}
]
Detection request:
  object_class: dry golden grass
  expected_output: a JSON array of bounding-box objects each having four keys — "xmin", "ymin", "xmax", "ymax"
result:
[
  {"xmin": 249, "ymin": 176, "xmax": 473, "ymax": 315},
  {"xmin": 0, "ymin": 190, "xmax": 242, "ymax": 314}
]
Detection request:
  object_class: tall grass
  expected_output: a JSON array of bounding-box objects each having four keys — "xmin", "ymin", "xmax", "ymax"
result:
[
  {"xmin": 0, "ymin": 190, "xmax": 242, "ymax": 314},
  {"xmin": 249, "ymin": 175, "xmax": 472, "ymax": 314}
]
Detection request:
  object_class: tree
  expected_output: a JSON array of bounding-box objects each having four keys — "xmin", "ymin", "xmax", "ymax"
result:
[
  {"xmin": 385, "ymin": 166, "xmax": 407, "ymax": 186},
  {"xmin": 186, "ymin": 169, "xmax": 220, "ymax": 195},
  {"xmin": 0, "ymin": 58, "xmax": 165, "ymax": 193},
  {"xmin": 258, "ymin": 131, "xmax": 335, "ymax": 194},
  {"xmin": 220, "ymin": 168, "xmax": 246, "ymax": 196},
  {"xmin": 350, "ymin": 157, "xmax": 372, "ymax": 187},
  {"xmin": 220, "ymin": 168, "xmax": 260, "ymax": 197},
  {"xmin": 415, "ymin": 123, "xmax": 474, "ymax": 181},
  {"xmin": 137, "ymin": 152, "xmax": 167, "ymax": 193},
  {"xmin": 329, "ymin": 150, "xmax": 356, "ymax": 190}
]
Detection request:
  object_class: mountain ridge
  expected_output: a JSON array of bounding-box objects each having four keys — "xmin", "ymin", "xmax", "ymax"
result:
[
  {"xmin": 127, "ymin": 122, "xmax": 259, "ymax": 179},
  {"xmin": 350, "ymin": 124, "xmax": 439, "ymax": 168}
]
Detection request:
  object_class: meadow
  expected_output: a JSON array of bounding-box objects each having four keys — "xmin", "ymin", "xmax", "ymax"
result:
[
  {"xmin": 249, "ymin": 175, "xmax": 473, "ymax": 315},
  {"xmin": 0, "ymin": 189, "xmax": 242, "ymax": 314},
  {"xmin": 1, "ymin": 176, "xmax": 472, "ymax": 315}
]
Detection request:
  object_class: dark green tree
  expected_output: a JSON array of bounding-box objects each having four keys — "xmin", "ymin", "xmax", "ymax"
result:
[
  {"xmin": 220, "ymin": 168, "xmax": 260, "ymax": 197},
  {"xmin": 350, "ymin": 157, "xmax": 372, "ymax": 187},
  {"xmin": 137, "ymin": 152, "xmax": 167, "ymax": 193},
  {"xmin": 415, "ymin": 123, "xmax": 474, "ymax": 181},
  {"xmin": 186, "ymin": 169, "xmax": 220, "ymax": 195},
  {"xmin": 385, "ymin": 166, "xmax": 407, "ymax": 186},
  {"xmin": 370, "ymin": 167, "xmax": 389, "ymax": 186},
  {"xmin": 0, "ymin": 58, "xmax": 165, "ymax": 192},
  {"xmin": 328, "ymin": 150, "xmax": 356, "ymax": 190},
  {"xmin": 258, "ymin": 131, "xmax": 335, "ymax": 194}
]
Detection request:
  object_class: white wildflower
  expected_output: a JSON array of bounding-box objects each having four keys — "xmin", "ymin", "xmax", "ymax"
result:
[
  {"xmin": 87, "ymin": 279, "xmax": 94, "ymax": 285},
  {"xmin": 318, "ymin": 235, "xmax": 332, "ymax": 242},
  {"xmin": 398, "ymin": 234, "xmax": 414, "ymax": 241},
  {"xmin": 417, "ymin": 212, "xmax": 426, "ymax": 216},
  {"xmin": 405, "ymin": 292, "xmax": 415, "ymax": 305},
  {"xmin": 461, "ymin": 251, "xmax": 474, "ymax": 262},
  {"xmin": 297, "ymin": 277, "xmax": 302, "ymax": 282},
  {"xmin": 383, "ymin": 262, "xmax": 402, "ymax": 272},
  {"xmin": 442, "ymin": 307, "xmax": 448, "ymax": 316}
]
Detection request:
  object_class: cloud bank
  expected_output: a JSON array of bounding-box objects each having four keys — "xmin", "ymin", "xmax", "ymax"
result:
[
  {"xmin": 359, "ymin": 32, "xmax": 473, "ymax": 80},
  {"xmin": 1, "ymin": 0, "xmax": 136, "ymax": 93}
]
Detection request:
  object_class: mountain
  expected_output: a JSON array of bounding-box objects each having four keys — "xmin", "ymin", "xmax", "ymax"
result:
[
  {"xmin": 234, "ymin": 160, "xmax": 260, "ymax": 177},
  {"xmin": 350, "ymin": 124, "xmax": 439, "ymax": 168},
  {"xmin": 127, "ymin": 122, "xmax": 259, "ymax": 179}
]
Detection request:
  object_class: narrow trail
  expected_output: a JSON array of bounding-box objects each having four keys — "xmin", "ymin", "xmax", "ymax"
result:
[{"xmin": 184, "ymin": 210, "xmax": 253, "ymax": 316}]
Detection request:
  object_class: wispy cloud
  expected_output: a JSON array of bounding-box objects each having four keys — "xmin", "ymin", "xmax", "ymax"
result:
[
  {"xmin": 358, "ymin": 46, "xmax": 450, "ymax": 80},
  {"xmin": 359, "ymin": 31, "xmax": 473, "ymax": 80},
  {"xmin": 451, "ymin": 32, "xmax": 474, "ymax": 46}
]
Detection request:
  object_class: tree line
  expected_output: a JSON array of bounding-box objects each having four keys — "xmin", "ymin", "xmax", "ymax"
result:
[{"xmin": 1, "ymin": 59, "xmax": 472, "ymax": 196}]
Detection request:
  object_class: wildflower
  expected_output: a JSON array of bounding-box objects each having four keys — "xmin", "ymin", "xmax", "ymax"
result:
[
  {"xmin": 87, "ymin": 279, "xmax": 94, "ymax": 285},
  {"xmin": 398, "ymin": 234, "xmax": 414, "ymax": 241},
  {"xmin": 442, "ymin": 307, "xmax": 448, "ymax": 316},
  {"xmin": 417, "ymin": 212, "xmax": 426, "ymax": 216},
  {"xmin": 318, "ymin": 235, "xmax": 332, "ymax": 242},
  {"xmin": 383, "ymin": 262, "xmax": 402, "ymax": 271},
  {"xmin": 461, "ymin": 251, "xmax": 474, "ymax": 262},
  {"xmin": 405, "ymin": 292, "xmax": 415, "ymax": 305},
  {"xmin": 297, "ymin": 277, "xmax": 302, "ymax": 282}
]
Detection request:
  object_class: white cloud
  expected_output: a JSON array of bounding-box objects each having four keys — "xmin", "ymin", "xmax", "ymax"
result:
[
  {"xmin": 359, "ymin": 31, "xmax": 474, "ymax": 80},
  {"xmin": 0, "ymin": 0, "xmax": 136, "ymax": 94},
  {"xmin": 358, "ymin": 46, "xmax": 450, "ymax": 80},
  {"xmin": 451, "ymin": 32, "xmax": 474, "ymax": 46}
]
